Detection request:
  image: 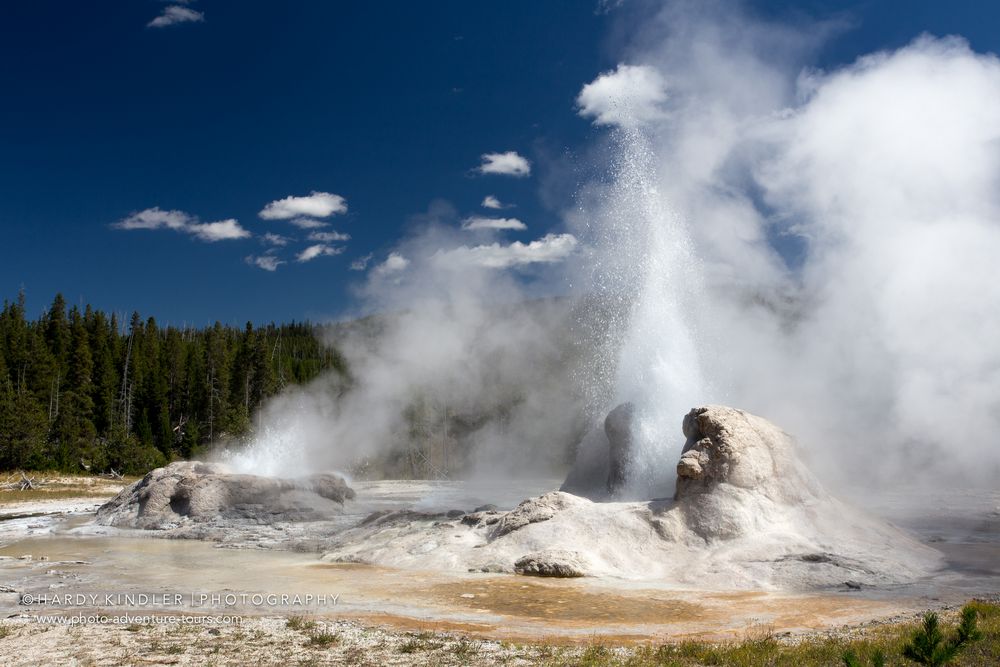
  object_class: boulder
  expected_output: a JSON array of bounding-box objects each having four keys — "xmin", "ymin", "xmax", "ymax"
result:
[
  {"xmin": 559, "ymin": 427, "xmax": 612, "ymax": 499},
  {"xmin": 490, "ymin": 492, "xmax": 582, "ymax": 538},
  {"xmin": 96, "ymin": 461, "xmax": 355, "ymax": 530},
  {"xmin": 674, "ymin": 405, "xmax": 822, "ymax": 503},
  {"xmin": 604, "ymin": 402, "xmax": 635, "ymax": 495},
  {"xmin": 514, "ymin": 549, "xmax": 589, "ymax": 577},
  {"xmin": 560, "ymin": 402, "xmax": 639, "ymax": 500}
]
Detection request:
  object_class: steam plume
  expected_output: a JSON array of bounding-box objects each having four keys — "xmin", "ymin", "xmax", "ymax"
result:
[{"xmin": 231, "ymin": 1, "xmax": 1000, "ymax": 491}]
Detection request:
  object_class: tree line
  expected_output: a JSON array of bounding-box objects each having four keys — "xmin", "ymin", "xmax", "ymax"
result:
[{"xmin": 0, "ymin": 292, "xmax": 346, "ymax": 474}]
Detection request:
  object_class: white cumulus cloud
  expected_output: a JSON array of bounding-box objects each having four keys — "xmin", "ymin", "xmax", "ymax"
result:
[
  {"xmin": 461, "ymin": 216, "xmax": 527, "ymax": 231},
  {"xmin": 112, "ymin": 207, "xmax": 250, "ymax": 242},
  {"xmin": 577, "ymin": 63, "xmax": 668, "ymax": 128},
  {"xmin": 112, "ymin": 207, "xmax": 191, "ymax": 230},
  {"xmin": 187, "ymin": 219, "xmax": 251, "ymax": 242},
  {"xmin": 147, "ymin": 5, "xmax": 204, "ymax": 28},
  {"xmin": 259, "ymin": 191, "xmax": 348, "ymax": 220},
  {"xmin": 297, "ymin": 244, "xmax": 345, "ymax": 263},
  {"xmin": 476, "ymin": 151, "xmax": 531, "ymax": 177},
  {"xmin": 481, "ymin": 195, "xmax": 509, "ymax": 209},
  {"xmin": 432, "ymin": 233, "xmax": 577, "ymax": 269}
]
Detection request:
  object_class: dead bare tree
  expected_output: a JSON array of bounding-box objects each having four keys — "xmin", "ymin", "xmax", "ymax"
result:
[{"xmin": 1, "ymin": 472, "xmax": 45, "ymax": 491}]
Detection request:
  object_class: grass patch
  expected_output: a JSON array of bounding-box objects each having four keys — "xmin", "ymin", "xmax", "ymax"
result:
[
  {"xmin": 0, "ymin": 624, "xmax": 11, "ymax": 639},
  {"xmin": 538, "ymin": 601, "xmax": 1000, "ymax": 667},
  {"xmin": 304, "ymin": 628, "xmax": 340, "ymax": 648},
  {"xmin": 397, "ymin": 630, "xmax": 446, "ymax": 654},
  {"xmin": 398, "ymin": 638, "xmax": 425, "ymax": 654},
  {"xmin": 286, "ymin": 616, "xmax": 317, "ymax": 632},
  {"xmin": 452, "ymin": 637, "xmax": 478, "ymax": 659}
]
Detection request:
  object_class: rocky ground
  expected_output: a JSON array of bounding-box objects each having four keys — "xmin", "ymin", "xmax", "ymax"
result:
[
  {"xmin": 2, "ymin": 600, "xmax": 999, "ymax": 666},
  {"xmin": 1, "ymin": 404, "xmax": 998, "ymax": 664},
  {"xmin": 0, "ymin": 475, "xmax": 130, "ymax": 545}
]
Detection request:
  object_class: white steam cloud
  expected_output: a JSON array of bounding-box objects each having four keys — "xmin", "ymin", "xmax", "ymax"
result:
[
  {"xmin": 370, "ymin": 252, "xmax": 410, "ymax": 279},
  {"xmin": 227, "ymin": 1, "xmax": 1000, "ymax": 493},
  {"xmin": 577, "ymin": 63, "xmax": 668, "ymax": 128},
  {"xmin": 569, "ymin": 1, "xmax": 1000, "ymax": 490},
  {"xmin": 227, "ymin": 209, "xmax": 585, "ymax": 479}
]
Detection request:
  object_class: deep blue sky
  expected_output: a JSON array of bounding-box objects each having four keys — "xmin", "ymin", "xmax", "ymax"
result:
[{"xmin": 2, "ymin": 0, "xmax": 997, "ymax": 325}]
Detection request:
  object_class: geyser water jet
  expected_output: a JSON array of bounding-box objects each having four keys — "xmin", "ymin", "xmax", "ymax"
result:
[{"xmin": 573, "ymin": 125, "xmax": 710, "ymax": 499}]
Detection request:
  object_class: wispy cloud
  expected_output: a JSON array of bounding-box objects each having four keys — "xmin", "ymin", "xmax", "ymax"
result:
[
  {"xmin": 308, "ymin": 230, "xmax": 351, "ymax": 242},
  {"xmin": 476, "ymin": 151, "xmax": 531, "ymax": 177},
  {"xmin": 350, "ymin": 253, "xmax": 374, "ymax": 271},
  {"xmin": 261, "ymin": 232, "xmax": 292, "ymax": 246},
  {"xmin": 285, "ymin": 218, "xmax": 327, "ymax": 229},
  {"xmin": 245, "ymin": 253, "xmax": 284, "ymax": 272},
  {"xmin": 432, "ymin": 233, "xmax": 577, "ymax": 269},
  {"xmin": 461, "ymin": 216, "xmax": 527, "ymax": 231},
  {"xmin": 112, "ymin": 207, "xmax": 250, "ymax": 242},
  {"xmin": 577, "ymin": 64, "xmax": 668, "ymax": 128},
  {"xmin": 259, "ymin": 191, "xmax": 347, "ymax": 221},
  {"xmin": 481, "ymin": 195, "xmax": 511, "ymax": 209},
  {"xmin": 147, "ymin": 5, "xmax": 204, "ymax": 29},
  {"xmin": 113, "ymin": 207, "xmax": 190, "ymax": 230},
  {"xmin": 297, "ymin": 244, "xmax": 345, "ymax": 263}
]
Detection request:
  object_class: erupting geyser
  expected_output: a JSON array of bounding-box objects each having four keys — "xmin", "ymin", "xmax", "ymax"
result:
[{"xmin": 318, "ymin": 404, "xmax": 940, "ymax": 589}]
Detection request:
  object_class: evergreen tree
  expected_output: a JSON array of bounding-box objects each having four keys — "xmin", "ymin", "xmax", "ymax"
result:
[{"xmin": 0, "ymin": 294, "xmax": 345, "ymax": 474}]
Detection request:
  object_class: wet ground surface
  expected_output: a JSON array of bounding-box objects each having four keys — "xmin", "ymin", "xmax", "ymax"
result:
[
  {"xmin": 857, "ymin": 486, "xmax": 1000, "ymax": 598},
  {"xmin": 0, "ymin": 534, "xmax": 913, "ymax": 641},
  {"xmin": 0, "ymin": 480, "xmax": 997, "ymax": 642}
]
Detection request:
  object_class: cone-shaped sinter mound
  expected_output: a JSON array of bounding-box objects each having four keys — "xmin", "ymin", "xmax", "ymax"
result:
[{"xmin": 319, "ymin": 405, "xmax": 940, "ymax": 589}]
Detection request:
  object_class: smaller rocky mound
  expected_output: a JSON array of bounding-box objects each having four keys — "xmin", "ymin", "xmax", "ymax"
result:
[
  {"xmin": 514, "ymin": 549, "xmax": 589, "ymax": 577},
  {"xmin": 605, "ymin": 403, "xmax": 635, "ymax": 495},
  {"xmin": 561, "ymin": 401, "xmax": 639, "ymax": 499},
  {"xmin": 675, "ymin": 405, "xmax": 820, "ymax": 503},
  {"xmin": 96, "ymin": 461, "xmax": 354, "ymax": 530},
  {"xmin": 490, "ymin": 492, "xmax": 584, "ymax": 538}
]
